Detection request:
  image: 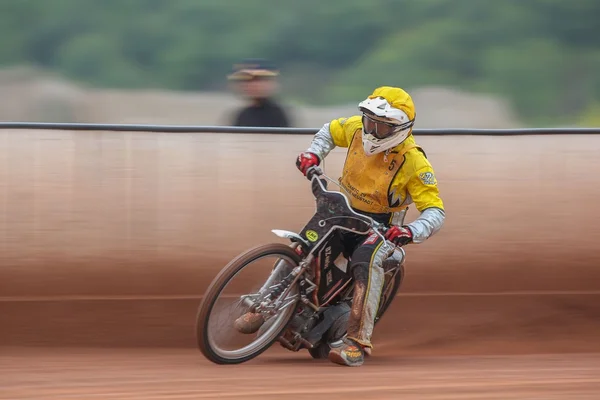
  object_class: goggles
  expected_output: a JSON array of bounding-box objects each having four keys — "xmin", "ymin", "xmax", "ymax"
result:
[{"xmin": 362, "ymin": 113, "xmax": 403, "ymax": 139}]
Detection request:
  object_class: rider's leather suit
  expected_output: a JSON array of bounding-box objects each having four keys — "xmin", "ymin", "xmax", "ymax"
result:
[{"xmin": 305, "ymin": 115, "xmax": 445, "ymax": 349}]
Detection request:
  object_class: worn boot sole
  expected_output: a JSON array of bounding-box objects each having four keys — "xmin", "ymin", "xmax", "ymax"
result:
[{"xmin": 328, "ymin": 349, "xmax": 365, "ymax": 367}]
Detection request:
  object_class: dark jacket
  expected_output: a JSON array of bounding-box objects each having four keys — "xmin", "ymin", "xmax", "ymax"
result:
[{"xmin": 232, "ymin": 98, "xmax": 292, "ymax": 127}]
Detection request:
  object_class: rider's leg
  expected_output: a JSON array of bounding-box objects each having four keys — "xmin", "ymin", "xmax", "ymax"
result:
[
  {"xmin": 328, "ymin": 233, "xmax": 392, "ymax": 367},
  {"xmin": 234, "ymin": 256, "xmax": 296, "ymax": 334}
]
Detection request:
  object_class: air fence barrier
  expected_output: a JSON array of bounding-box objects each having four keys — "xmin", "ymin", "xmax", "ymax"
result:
[{"xmin": 1, "ymin": 121, "xmax": 599, "ymax": 298}]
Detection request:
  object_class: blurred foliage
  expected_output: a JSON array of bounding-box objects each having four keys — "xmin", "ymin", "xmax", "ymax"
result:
[{"xmin": 0, "ymin": 0, "xmax": 599, "ymax": 124}]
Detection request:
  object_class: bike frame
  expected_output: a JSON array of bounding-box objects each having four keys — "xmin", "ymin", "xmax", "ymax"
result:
[{"xmin": 268, "ymin": 167, "xmax": 397, "ymax": 320}]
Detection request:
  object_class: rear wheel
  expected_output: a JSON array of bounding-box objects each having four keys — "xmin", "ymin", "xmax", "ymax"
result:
[
  {"xmin": 375, "ymin": 262, "xmax": 405, "ymax": 323},
  {"xmin": 196, "ymin": 243, "xmax": 302, "ymax": 364}
]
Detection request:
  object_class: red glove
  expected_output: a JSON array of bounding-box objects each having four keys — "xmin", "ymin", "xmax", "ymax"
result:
[
  {"xmin": 385, "ymin": 226, "xmax": 413, "ymax": 246},
  {"xmin": 296, "ymin": 152, "xmax": 320, "ymax": 176}
]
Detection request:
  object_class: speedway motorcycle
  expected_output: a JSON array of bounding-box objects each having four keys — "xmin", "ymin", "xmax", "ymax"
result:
[{"xmin": 196, "ymin": 166, "xmax": 406, "ymax": 364}]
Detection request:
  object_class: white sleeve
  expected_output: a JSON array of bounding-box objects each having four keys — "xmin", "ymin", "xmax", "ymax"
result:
[
  {"xmin": 306, "ymin": 123, "xmax": 336, "ymax": 161},
  {"xmin": 407, "ymin": 207, "xmax": 445, "ymax": 244}
]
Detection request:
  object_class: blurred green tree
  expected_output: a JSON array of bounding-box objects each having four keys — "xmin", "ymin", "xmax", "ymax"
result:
[{"xmin": 0, "ymin": 0, "xmax": 598, "ymax": 124}]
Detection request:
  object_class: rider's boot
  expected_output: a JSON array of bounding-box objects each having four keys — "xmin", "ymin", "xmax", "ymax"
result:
[
  {"xmin": 328, "ymin": 338, "xmax": 366, "ymax": 367},
  {"xmin": 233, "ymin": 312, "xmax": 265, "ymax": 334}
]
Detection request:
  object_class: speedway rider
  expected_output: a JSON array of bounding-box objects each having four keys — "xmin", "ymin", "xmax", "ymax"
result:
[{"xmin": 236, "ymin": 86, "xmax": 445, "ymax": 367}]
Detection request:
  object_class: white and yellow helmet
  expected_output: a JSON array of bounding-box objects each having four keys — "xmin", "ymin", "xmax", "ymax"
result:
[{"xmin": 358, "ymin": 86, "xmax": 416, "ymax": 156}]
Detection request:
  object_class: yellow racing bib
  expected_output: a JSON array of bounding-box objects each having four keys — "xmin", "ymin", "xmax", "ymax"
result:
[{"xmin": 339, "ymin": 131, "xmax": 421, "ymax": 214}]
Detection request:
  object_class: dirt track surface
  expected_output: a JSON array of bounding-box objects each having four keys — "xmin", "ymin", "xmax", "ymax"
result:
[
  {"xmin": 3, "ymin": 293, "xmax": 600, "ymax": 399},
  {"xmin": 2, "ymin": 348, "xmax": 600, "ymax": 400}
]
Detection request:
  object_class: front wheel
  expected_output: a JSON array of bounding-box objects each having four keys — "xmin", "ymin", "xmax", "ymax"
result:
[{"xmin": 196, "ymin": 243, "xmax": 302, "ymax": 364}]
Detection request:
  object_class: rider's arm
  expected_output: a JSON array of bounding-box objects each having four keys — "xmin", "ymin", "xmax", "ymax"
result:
[
  {"xmin": 405, "ymin": 163, "xmax": 445, "ymax": 244},
  {"xmin": 408, "ymin": 206, "xmax": 445, "ymax": 244},
  {"xmin": 306, "ymin": 116, "xmax": 362, "ymax": 160}
]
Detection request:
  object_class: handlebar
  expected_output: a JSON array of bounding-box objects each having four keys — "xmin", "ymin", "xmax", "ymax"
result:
[{"xmin": 305, "ymin": 165, "xmax": 323, "ymax": 180}]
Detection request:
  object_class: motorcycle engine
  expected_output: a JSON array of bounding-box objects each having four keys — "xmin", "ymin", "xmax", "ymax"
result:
[{"xmin": 288, "ymin": 304, "xmax": 319, "ymax": 334}]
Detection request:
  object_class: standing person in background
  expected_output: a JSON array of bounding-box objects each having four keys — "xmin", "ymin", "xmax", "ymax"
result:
[{"xmin": 227, "ymin": 58, "xmax": 293, "ymax": 127}]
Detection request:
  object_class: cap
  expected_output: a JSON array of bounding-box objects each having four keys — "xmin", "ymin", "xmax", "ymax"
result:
[{"xmin": 227, "ymin": 58, "xmax": 280, "ymax": 81}]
